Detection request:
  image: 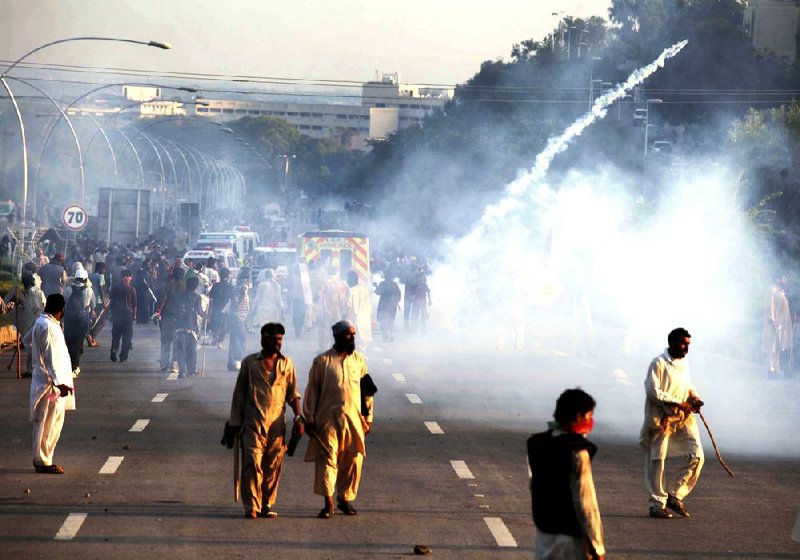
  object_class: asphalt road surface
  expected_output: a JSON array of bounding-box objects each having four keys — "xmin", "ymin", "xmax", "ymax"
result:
[{"xmin": 1, "ymin": 320, "xmax": 799, "ymax": 559}]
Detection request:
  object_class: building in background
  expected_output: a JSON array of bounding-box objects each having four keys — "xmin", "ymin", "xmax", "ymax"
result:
[{"xmin": 744, "ymin": 0, "xmax": 800, "ymax": 64}]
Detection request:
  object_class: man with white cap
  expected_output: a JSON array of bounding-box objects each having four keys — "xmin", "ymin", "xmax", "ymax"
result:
[{"xmin": 303, "ymin": 320, "xmax": 377, "ymax": 518}]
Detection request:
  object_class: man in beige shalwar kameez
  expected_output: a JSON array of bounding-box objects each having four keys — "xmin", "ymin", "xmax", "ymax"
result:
[
  {"xmin": 639, "ymin": 327, "xmax": 704, "ymax": 519},
  {"xmin": 224, "ymin": 322, "xmax": 302, "ymax": 518},
  {"xmin": 762, "ymin": 273, "xmax": 793, "ymax": 376},
  {"xmin": 304, "ymin": 320, "xmax": 374, "ymax": 518}
]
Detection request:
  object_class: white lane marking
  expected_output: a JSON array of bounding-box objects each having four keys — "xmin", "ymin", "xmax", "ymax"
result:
[
  {"xmin": 99, "ymin": 456, "xmax": 124, "ymax": 474},
  {"xmin": 450, "ymin": 460, "xmax": 474, "ymax": 479},
  {"xmin": 484, "ymin": 517, "xmax": 518, "ymax": 547},
  {"xmin": 792, "ymin": 512, "xmax": 800, "ymax": 542},
  {"xmin": 166, "ymin": 371, "xmax": 179, "ymax": 381},
  {"xmin": 129, "ymin": 419, "xmax": 150, "ymax": 432},
  {"xmin": 424, "ymin": 421, "xmax": 444, "ymax": 434},
  {"xmin": 54, "ymin": 513, "xmax": 87, "ymax": 540},
  {"xmin": 392, "ymin": 373, "xmax": 407, "ymax": 383},
  {"xmin": 406, "ymin": 393, "xmax": 423, "ymax": 404},
  {"xmin": 381, "ymin": 358, "xmax": 392, "ymax": 365},
  {"xmin": 151, "ymin": 393, "xmax": 168, "ymax": 403},
  {"xmin": 474, "ymin": 494, "xmax": 485, "ymax": 497},
  {"xmin": 479, "ymin": 505, "xmax": 490, "ymax": 509}
]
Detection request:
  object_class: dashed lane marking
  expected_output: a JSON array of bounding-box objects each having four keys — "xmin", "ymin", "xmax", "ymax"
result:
[
  {"xmin": 392, "ymin": 373, "xmax": 407, "ymax": 383},
  {"xmin": 484, "ymin": 517, "xmax": 518, "ymax": 547},
  {"xmin": 166, "ymin": 371, "xmax": 179, "ymax": 381},
  {"xmin": 99, "ymin": 456, "xmax": 124, "ymax": 474},
  {"xmin": 406, "ymin": 393, "xmax": 423, "ymax": 404},
  {"xmin": 129, "ymin": 419, "xmax": 150, "ymax": 432},
  {"xmin": 54, "ymin": 513, "xmax": 87, "ymax": 540},
  {"xmin": 424, "ymin": 421, "xmax": 444, "ymax": 434},
  {"xmin": 450, "ymin": 460, "xmax": 474, "ymax": 479},
  {"xmin": 381, "ymin": 358, "xmax": 392, "ymax": 365},
  {"xmin": 151, "ymin": 393, "xmax": 168, "ymax": 403}
]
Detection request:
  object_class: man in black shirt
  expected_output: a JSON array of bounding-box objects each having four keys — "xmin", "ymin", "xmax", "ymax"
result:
[{"xmin": 109, "ymin": 270, "xmax": 137, "ymax": 363}]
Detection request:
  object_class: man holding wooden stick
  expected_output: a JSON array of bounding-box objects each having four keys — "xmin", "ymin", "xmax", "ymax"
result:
[{"xmin": 638, "ymin": 327, "xmax": 705, "ymax": 519}]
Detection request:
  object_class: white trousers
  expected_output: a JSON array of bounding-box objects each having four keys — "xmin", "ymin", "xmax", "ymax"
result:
[
  {"xmin": 32, "ymin": 395, "xmax": 66, "ymax": 467},
  {"xmin": 644, "ymin": 425, "xmax": 704, "ymax": 507}
]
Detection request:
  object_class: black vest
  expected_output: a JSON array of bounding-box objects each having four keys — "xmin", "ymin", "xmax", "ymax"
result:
[{"xmin": 527, "ymin": 430, "xmax": 597, "ymax": 536}]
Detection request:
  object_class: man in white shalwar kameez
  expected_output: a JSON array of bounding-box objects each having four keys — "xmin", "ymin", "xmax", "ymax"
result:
[
  {"xmin": 252, "ymin": 269, "xmax": 283, "ymax": 328},
  {"xmin": 638, "ymin": 327, "xmax": 704, "ymax": 519},
  {"xmin": 346, "ymin": 271, "xmax": 372, "ymax": 348},
  {"xmin": 762, "ymin": 273, "xmax": 793, "ymax": 376},
  {"xmin": 304, "ymin": 320, "xmax": 374, "ymax": 519},
  {"xmin": 25, "ymin": 294, "xmax": 75, "ymax": 474}
]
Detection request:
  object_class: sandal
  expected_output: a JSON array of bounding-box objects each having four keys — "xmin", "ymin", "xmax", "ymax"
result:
[
  {"xmin": 336, "ymin": 499, "xmax": 358, "ymax": 516},
  {"xmin": 35, "ymin": 464, "xmax": 64, "ymax": 474},
  {"xmin": 258, "ymin": 507, "xmax": 278, "ymax": 518},
  {"xmin": 318, "ymin": 508, "xmax": 333, "ymax": 519}
]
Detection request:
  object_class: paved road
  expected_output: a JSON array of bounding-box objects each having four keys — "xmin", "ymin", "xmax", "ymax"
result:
[{"xmin": 0, "ymin": 321, "xmax": 799, "ymax": 559}]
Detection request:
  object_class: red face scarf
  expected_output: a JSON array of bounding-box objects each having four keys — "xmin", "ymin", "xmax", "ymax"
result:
[{"xmin": 568, "ymin": 417, "xmax": 594, "ymax": 435}]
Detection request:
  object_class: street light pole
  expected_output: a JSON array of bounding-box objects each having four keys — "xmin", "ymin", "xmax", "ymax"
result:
[
  {"xmin": 0, "ymin": 35, "xmax": 169, "ymax": 262},
  {"xmin": 643, "ymin": 99, "xmax": 663, "ymax": 156}
]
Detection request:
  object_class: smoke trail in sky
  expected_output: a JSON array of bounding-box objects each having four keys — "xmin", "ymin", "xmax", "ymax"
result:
[{"xmin": 462, "ymin": 40, "xmax": 688, "ymax": 246}]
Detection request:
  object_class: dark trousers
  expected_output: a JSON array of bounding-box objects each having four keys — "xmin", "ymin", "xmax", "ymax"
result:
[
  {"xmin": 173, "ymin": 330, "xmax": 198, "ymax": 376},
  {"xmin": 160, "ymin": 325, "xmax": 176, "ymax": 370},
  {"xmin": 228, "ymin": 316, "xmax": 247, "ymax": 368},
  {"xmin": 64, "ymin": 324, "xmax": 89, "ymax": 370},
  {"xmin": 111, "ymin": 320, "xmax": 133, "ymax": 359},
  {"xmin": 292, "ymin": 298, "xmax": 306, "ymax": 338}
]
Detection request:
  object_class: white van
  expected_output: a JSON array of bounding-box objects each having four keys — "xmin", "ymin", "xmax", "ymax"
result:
[
  {"xmin": 182, "ymin": 249, "xmax": 240, "ymax": 282},
  {"xmin": 194, "ymin": 230, "xmax": 260, "ymax": 261}
]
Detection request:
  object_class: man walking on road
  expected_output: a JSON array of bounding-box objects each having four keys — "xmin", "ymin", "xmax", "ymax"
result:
[
  {"xmin": 303, "ymin": 320, "xmax": 376, "ymax": 519},
  {"xmin": 639, "ymin": 327, "xmax": 705, "ymax": 518},
  {"xmin": 25, "ymin": 294, "xmax": 74, "ymax": 474},
  {"xmin": 109, "ymin": 270, "xmax": 137, "ymax": 363},
  {"xmin": 173, "ymin": 276, "xmax": 206, "ymax": 378},
  {"xmin": 222, "ymin": 322, "xmax": 303, "ymax": 518},
  {"xmin": 528, "ymin": 388, "xmax": 605, "ymax": 560}
]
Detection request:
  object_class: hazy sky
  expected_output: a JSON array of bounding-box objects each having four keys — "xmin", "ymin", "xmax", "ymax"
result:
[{"xmin": 2, "ymin": 0, "xmax": 610, "ymax": 85}]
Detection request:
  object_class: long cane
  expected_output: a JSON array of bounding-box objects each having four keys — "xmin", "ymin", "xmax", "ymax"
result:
[
  {"xmin": 697, "ymin": 410, "xmax": 734, "ymax": 477},
  {"xmin": 200, "ymin": 320, "xmax": 207, "ymax": 379},
  {"xmin": 233, "ymin": 433, "xmax": 241, "ymax": 502}
]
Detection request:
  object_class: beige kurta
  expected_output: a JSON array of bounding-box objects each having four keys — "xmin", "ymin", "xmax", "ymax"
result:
[
  {"xmin": 348, "ymin": 284, "xmax": 372, "ymax": 343},
  {"xmin": 639, "ymin": 350, "xmax": 704, "ymax": 508},
  {"xmin": 228, "ymin": 351, "xmax": 300, "ymax": 512},
  {"xmin": 303, "ymin": 348, "xmax": 373, "ymax": 500}
]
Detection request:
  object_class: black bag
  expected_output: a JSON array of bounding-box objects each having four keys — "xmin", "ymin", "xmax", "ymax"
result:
[{"xmin": 65, "ymin": 288, "xmax": 92, "ymax": 330}]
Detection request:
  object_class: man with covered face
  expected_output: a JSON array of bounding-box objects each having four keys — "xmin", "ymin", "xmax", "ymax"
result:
[
  {"xmin": 638, "ymin": 327, "xmax": 704, "ymax": 519},
  {"xmin": 222, "ymin": 322, "xmax": 302, "ymax": 519},
  {"xmin": 303, "ymin": 320, "xmax": 376, "ymax": 518}
]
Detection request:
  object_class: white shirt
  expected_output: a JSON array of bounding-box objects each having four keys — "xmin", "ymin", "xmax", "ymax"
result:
[{"xmin": 25, "ymin": 313, "xmax": 75, "ymax": 420}]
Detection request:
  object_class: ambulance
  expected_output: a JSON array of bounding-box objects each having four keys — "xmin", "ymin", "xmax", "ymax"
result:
[{"xmin": 299, "ymin": 230, "xmax": 370, "ymax": 282}]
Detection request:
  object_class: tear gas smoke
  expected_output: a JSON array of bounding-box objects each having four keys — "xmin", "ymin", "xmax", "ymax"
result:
[{"xmin": 414, "ymin": 40, "xmax": 798, "ymax": 458}]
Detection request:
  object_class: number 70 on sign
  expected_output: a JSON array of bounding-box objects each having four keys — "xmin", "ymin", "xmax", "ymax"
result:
[{"xmin": 62, "ymin": 205, "xmax": 87, "ymax": 231}]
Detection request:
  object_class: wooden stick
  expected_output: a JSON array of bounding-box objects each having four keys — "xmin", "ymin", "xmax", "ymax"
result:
[
  {"xmin": 233, "ymin": 433, "xmax": 240, "ymax": 502},
  {"xmin": 697, "ymin": 410, "xmax": 734, "ymax": 477}
]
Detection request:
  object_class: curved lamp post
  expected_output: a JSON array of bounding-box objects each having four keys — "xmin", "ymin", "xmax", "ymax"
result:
[{"xmin": 0, "ymin": 36, "xmax": 170, "ymax": 232}]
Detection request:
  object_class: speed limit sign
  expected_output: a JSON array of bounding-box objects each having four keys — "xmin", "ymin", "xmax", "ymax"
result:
[{"xmin": 62, "ymin": 204, "xmax": 87, "ymax": 231}]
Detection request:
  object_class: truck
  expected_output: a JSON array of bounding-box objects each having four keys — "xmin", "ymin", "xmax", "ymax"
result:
[{"xmin": 298, "ymin": 230, "xmax": 370, "ymax": 283}]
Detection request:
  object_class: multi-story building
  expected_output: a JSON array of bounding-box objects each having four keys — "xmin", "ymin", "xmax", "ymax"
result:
[
  {"xmin": 744, "ymin": 0, "xmax": 800, "ymax": 64},
  {"xmin": 190, "ymin": 72, "xmax": 452, "ymax": 148}
]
